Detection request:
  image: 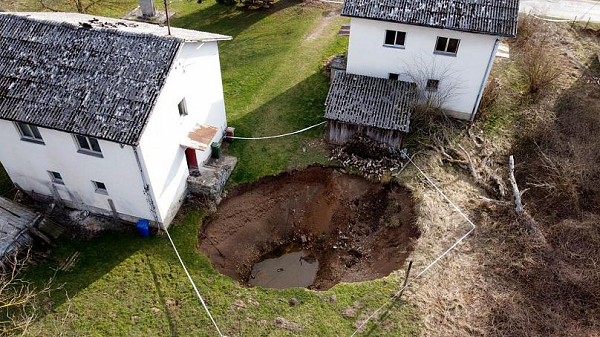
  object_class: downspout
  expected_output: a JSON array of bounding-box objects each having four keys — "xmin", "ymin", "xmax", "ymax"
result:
[
  {"xmin": 132, "ymin": 146, "xmax": 160, "ymax": 224},
  {"xmin": 470, "ymin": 37, "xmax": 501, "ymax": 122}
]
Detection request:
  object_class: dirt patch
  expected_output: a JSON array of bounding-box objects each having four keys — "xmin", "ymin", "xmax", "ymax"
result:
[
  {"xmin": 304, "ymin": 7, "xmax": 341, "ymax": 42},
  {"xmin": 198, "ymin": 166, "xmax": 419, "ymax": 290}
]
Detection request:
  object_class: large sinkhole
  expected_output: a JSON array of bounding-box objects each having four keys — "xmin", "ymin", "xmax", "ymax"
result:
[{"xmin": 198, "ymin": 166, "xmax": 420, "ymax": 290}]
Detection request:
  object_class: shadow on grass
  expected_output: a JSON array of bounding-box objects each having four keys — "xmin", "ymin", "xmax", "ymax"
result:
[
  {"xmin": 172, "ymin": 0, "xmax": 298, "ymax": 39},
  {"xmin": 23, "ymin": 229, "xmax": 147, "ymax": 307},
  {"xmin": 225, "ymin": 71, "xmax": 331, "ymax": 183}
]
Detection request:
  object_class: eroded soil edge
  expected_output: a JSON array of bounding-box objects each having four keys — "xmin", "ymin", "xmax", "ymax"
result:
[{"xmin": 198, "ymin": 166, "xmax": 419, "ymax": 290}]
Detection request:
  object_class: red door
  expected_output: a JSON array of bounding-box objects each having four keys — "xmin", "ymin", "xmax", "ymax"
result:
[{"xmin": 185, "ymin": 148, "xmax": 198, "ymax": 168}]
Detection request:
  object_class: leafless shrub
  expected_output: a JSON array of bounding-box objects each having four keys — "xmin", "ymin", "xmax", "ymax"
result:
[
  {"xmin": 517, "ymin": 37, "xmax": 561, "ymax": 99},
  {"xmin": 475, "ymin": 76, "xmax": 501, "ymax": 120},
  {"xmin": 514, "ymin": 14, "xmax": 544, "ymax": 47},
  {"xmin": 400, "ymin": 55, "xmax": 462, "ymax": 128},
  {"xmin": 0, "ymin": 249, "xmax": 55, "ymax": 335},
  {"xmin": 515, "ymin": 57, "xmax": 600, "ymax": 218}
]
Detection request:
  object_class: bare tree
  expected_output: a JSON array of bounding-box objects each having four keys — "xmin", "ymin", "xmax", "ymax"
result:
[
  {"xmin": 400, "ymin": 55, "xmax": 463, "ymax": 125},
  {"xmin": 0, "ymin": 249, "xmax": 54, "ymax": 335}
]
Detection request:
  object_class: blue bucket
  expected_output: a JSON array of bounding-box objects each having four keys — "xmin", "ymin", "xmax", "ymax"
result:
[{"xmin": 136, "ymin": 219, "xmax": 150, "ymax": 238}]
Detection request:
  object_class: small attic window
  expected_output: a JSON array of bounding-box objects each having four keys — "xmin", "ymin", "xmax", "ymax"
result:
[
  {"xmin": 178, "ymin": 98, "xmax": 188, "ymax": 117},
  {"xmin": 389, "ymin": 73, "xmax": 399, "ymax": 80}
]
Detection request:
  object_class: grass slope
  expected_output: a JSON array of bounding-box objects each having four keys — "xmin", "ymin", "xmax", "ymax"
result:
[
  {"xmin": 18, "ymin": 1, "xmax": 420, "ymax": 336},
  {"xmin": 174, "ymin": 1, "xmax": 346, "ymax": 184}
]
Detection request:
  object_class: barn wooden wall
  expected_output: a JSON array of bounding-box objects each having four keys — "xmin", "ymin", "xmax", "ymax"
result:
[{"xmin": 325, "ymin": 120, "xmax": 404, "ymax": 149}]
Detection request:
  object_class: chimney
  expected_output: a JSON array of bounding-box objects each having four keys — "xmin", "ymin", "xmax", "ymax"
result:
[{"xmin": 139, "ymin": 0, "xmax": 156, "ymax": 17}]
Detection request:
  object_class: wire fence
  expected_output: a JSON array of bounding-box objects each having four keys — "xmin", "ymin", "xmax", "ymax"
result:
[{"xmin": 349, "ymin": 153, "xmax": 477, "ymax": 336}]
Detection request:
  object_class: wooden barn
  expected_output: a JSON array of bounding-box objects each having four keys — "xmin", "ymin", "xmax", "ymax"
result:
[{"xmin": 324, "ymin": 72, "xmax": 416, "ymax": 149}]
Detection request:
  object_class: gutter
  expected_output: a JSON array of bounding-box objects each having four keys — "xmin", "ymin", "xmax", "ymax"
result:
[
  {"xmin": 470, "ymin": 37, "xmax": 501, "ymax": 122},
  {"xmin": 132, "ymin": 146, "xmax": 160, "ymax": 224}
]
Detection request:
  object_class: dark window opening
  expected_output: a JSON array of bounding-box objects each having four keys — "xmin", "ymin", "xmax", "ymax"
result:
[
  {"xmin": 435, "ymin": 36, "xmax": 460, "ymax": 55},
  {"xmin": 178, "ymin": 98, "xmax": 188, "ymax": 116},
  {"xmin": 447, "ymin": 38, "xmax": 459, "ymax": 53},
  {"xmin": 389, "ymin": 73, "xmax": 399, "ymax": 80},
  {"xmin": 17, "ymin": 122, "xmax": 44, "ymax": 142},
  {"xmin": 384, "ymin": 30, "xmax": 406, "ymax": 47},
  {"xmin": 48, "ymin": 171, "xmax": 64, "ymax": 184},
  {"xmin": 75, "ymin": 135, "xmax": 103, "ymax": 156},
  {"xmin": 93, "ymin": 181, "xmax": 108, "ymax": 194},
  {"xmin": 426, "ymin": 79, "xmax": 440, "ymax": 91},
  {"xmin": 385, "ymin": 30, "xmax": 395, "ymax": 45}
]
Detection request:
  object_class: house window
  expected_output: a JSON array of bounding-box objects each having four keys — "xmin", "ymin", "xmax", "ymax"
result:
[
  {"xmin": 16, "ymin": 122, "xmax": 44, "ymax": 143},
  {"xmin": 426, "ymin": 79, "xmax": 440, "ymax": 91},
  {"xmin": 384, "ymin": 30, "xmax": 406, "ymax": 48},
  {"xmin": 434, "ymin": 37, "xmax": 460, "ymax": 55},
  {"xmin": 75, "ymin": 135, "xmax": 102, "ymax": 157},
  {"xmin": 48, "ymin": 171, "xmax": 64, "ymax": 185},
  {"xmin": 389, "ymin": 73, "xmax": 399, "ymax": 80},
  {"xmin": 92, "ymin": 181, "xmax": 108, "ymax": 195},
  {"xmin": 178, "ymin": 98, "xmax": 188, "ymax": 116}
]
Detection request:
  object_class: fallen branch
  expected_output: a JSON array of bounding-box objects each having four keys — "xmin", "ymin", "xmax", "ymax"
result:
[
  {"xmin": 508, "ymin": 155, "xmax": 523, "ymax": 215},
  {"xmin": 479, "ymin": 196, "xmax": 511, "ymax": 208},
  {"xmin": 508, "ymin": 155, "xmax": 537, "ymax": 232}
]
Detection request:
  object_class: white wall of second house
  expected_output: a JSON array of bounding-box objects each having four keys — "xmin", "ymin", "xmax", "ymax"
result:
[
  {"xmin": 138, "ymin": 41, "xmax": 227, "ymax": 224},
  {"xmin": 346, "ymin": 18, "xmax": 499, "ymax": 119},
  {"xmin": 0, "ymin": 120, "xmax": 153, "ymax": 220}
]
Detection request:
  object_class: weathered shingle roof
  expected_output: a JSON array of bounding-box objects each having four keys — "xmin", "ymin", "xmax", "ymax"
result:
[
  {"xmin": 0, "ymin": 14, "xmax": 183, "ymax": 145},
  {"xmin": 9, "ymin": 12, "xmax": 232, "ymax": 42},
  {"xmin": 342, "ymin": 0, "xmax": 520, "ymax": 37},
  {"xmin": 325, "ymin": 72, "xmax": 416, "ymax": 132}
]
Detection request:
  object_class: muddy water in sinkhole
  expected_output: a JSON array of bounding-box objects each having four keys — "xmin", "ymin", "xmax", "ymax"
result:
[{"xmin": 248, "ymin": 246, "xmax": 319, "ymax": 289}]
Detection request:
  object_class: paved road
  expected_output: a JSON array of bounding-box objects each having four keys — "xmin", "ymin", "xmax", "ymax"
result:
[{"xmin": 520, "ymin": 0, "xmax": 600, "ymax": 22}]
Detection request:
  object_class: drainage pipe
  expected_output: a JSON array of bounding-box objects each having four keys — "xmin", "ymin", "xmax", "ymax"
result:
[
  {"xmin": 470, "ymin": 37, "xmax": 501, "ymax": 122},
  {"xmin": 132, "ymin": 146, "xmax": 160, "ymax": 224}
]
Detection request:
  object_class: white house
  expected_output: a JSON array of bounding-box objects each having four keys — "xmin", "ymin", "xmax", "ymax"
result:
[
  {"xmin": 0, "ymin": 13, "xmax": 231, "ymax": 228},
  {"xmin": 325, "ymin": 0, "xmax": 519, "ymax": 147}
]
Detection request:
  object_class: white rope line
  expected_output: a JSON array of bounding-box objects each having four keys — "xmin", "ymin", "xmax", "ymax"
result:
[
  {"xmin": 349, "ymin": 154, "xmax": 476, "ymax": 337},
  {"xmin": 160, "ymin": 225, "xmax": 226, "ymax": 337},
  {"xmin": 225, "ymin": 121, "xmax": 326, "ymax": 140},
  {"xmin": 532, "ymin": 14, "xmax": 572, "ymax": 22}
]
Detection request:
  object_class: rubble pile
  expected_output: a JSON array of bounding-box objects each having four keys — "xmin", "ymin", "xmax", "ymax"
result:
[{"xmin": 330, "ymin": 135, "xmax": 405, "ymax": 178}]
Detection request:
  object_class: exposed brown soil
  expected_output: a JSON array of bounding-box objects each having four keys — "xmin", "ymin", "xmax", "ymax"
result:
[{"xmin": 198, "ymin": 166, "xmax": 419, "ymax": 290}]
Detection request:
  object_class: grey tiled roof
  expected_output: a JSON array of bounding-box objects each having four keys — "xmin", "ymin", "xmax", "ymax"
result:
[
  {"xmin": 0, "ymin": 14, "xmax": 182, "ymax": 145},
  {"xmin": 342, "ymin": 0, "xmax": 520, "ymax": 37},
  {"xmin": 325, "ymin": 72, "xmax": 416, "ymax": 132}
]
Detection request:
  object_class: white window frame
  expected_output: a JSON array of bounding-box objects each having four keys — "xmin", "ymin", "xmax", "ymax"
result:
[
  {"xmin": 74, "ymin": 134, "xmax": 103, "ymax": 157},
  {"xmin": 178, "ymin": 98, "xmax": 188, "ymax": 117},
  {"xmin": 434, "ymin": 36, "xmax": 460, "ymax": 56},
  {"xmin": 383, "ymin": 30, "xmax": 406, "ymax": 49},
  {"xmin": 15, "ymin": 122, "xmax": 44, "ymax": 144},
  {"xmin": 48, "ymin": 171, "xmax": 64, "ymax": 185},
  {"xmin": 92, "ymin": 181, "xmax": 108, "ymax": 195}
]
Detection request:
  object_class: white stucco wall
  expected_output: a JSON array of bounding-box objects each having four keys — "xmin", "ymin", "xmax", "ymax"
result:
[
  {"xmin": 138, "ymin": 41, "xmax": 227, "ymax": 224},
  {"xmin": 0, "ymin": 121, "xmax": 153, "ymax": 220},
  {"xmin": 346, "ymin": 18, "xmax": 500, "ymax": 119}
]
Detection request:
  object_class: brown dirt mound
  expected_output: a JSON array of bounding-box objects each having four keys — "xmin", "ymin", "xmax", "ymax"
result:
[{"xmin": 198, "ymin": 166, "xmax": 419, "ymax": 290}]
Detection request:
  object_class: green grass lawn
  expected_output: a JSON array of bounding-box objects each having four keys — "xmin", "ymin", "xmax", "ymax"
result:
[
  {"xmin": 173, "ymin": 1, "xmax": 347, "ymax": 184},
  {"xmin": 10, "ymin": 1, "xmax": 421, "ymax": 336}
]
